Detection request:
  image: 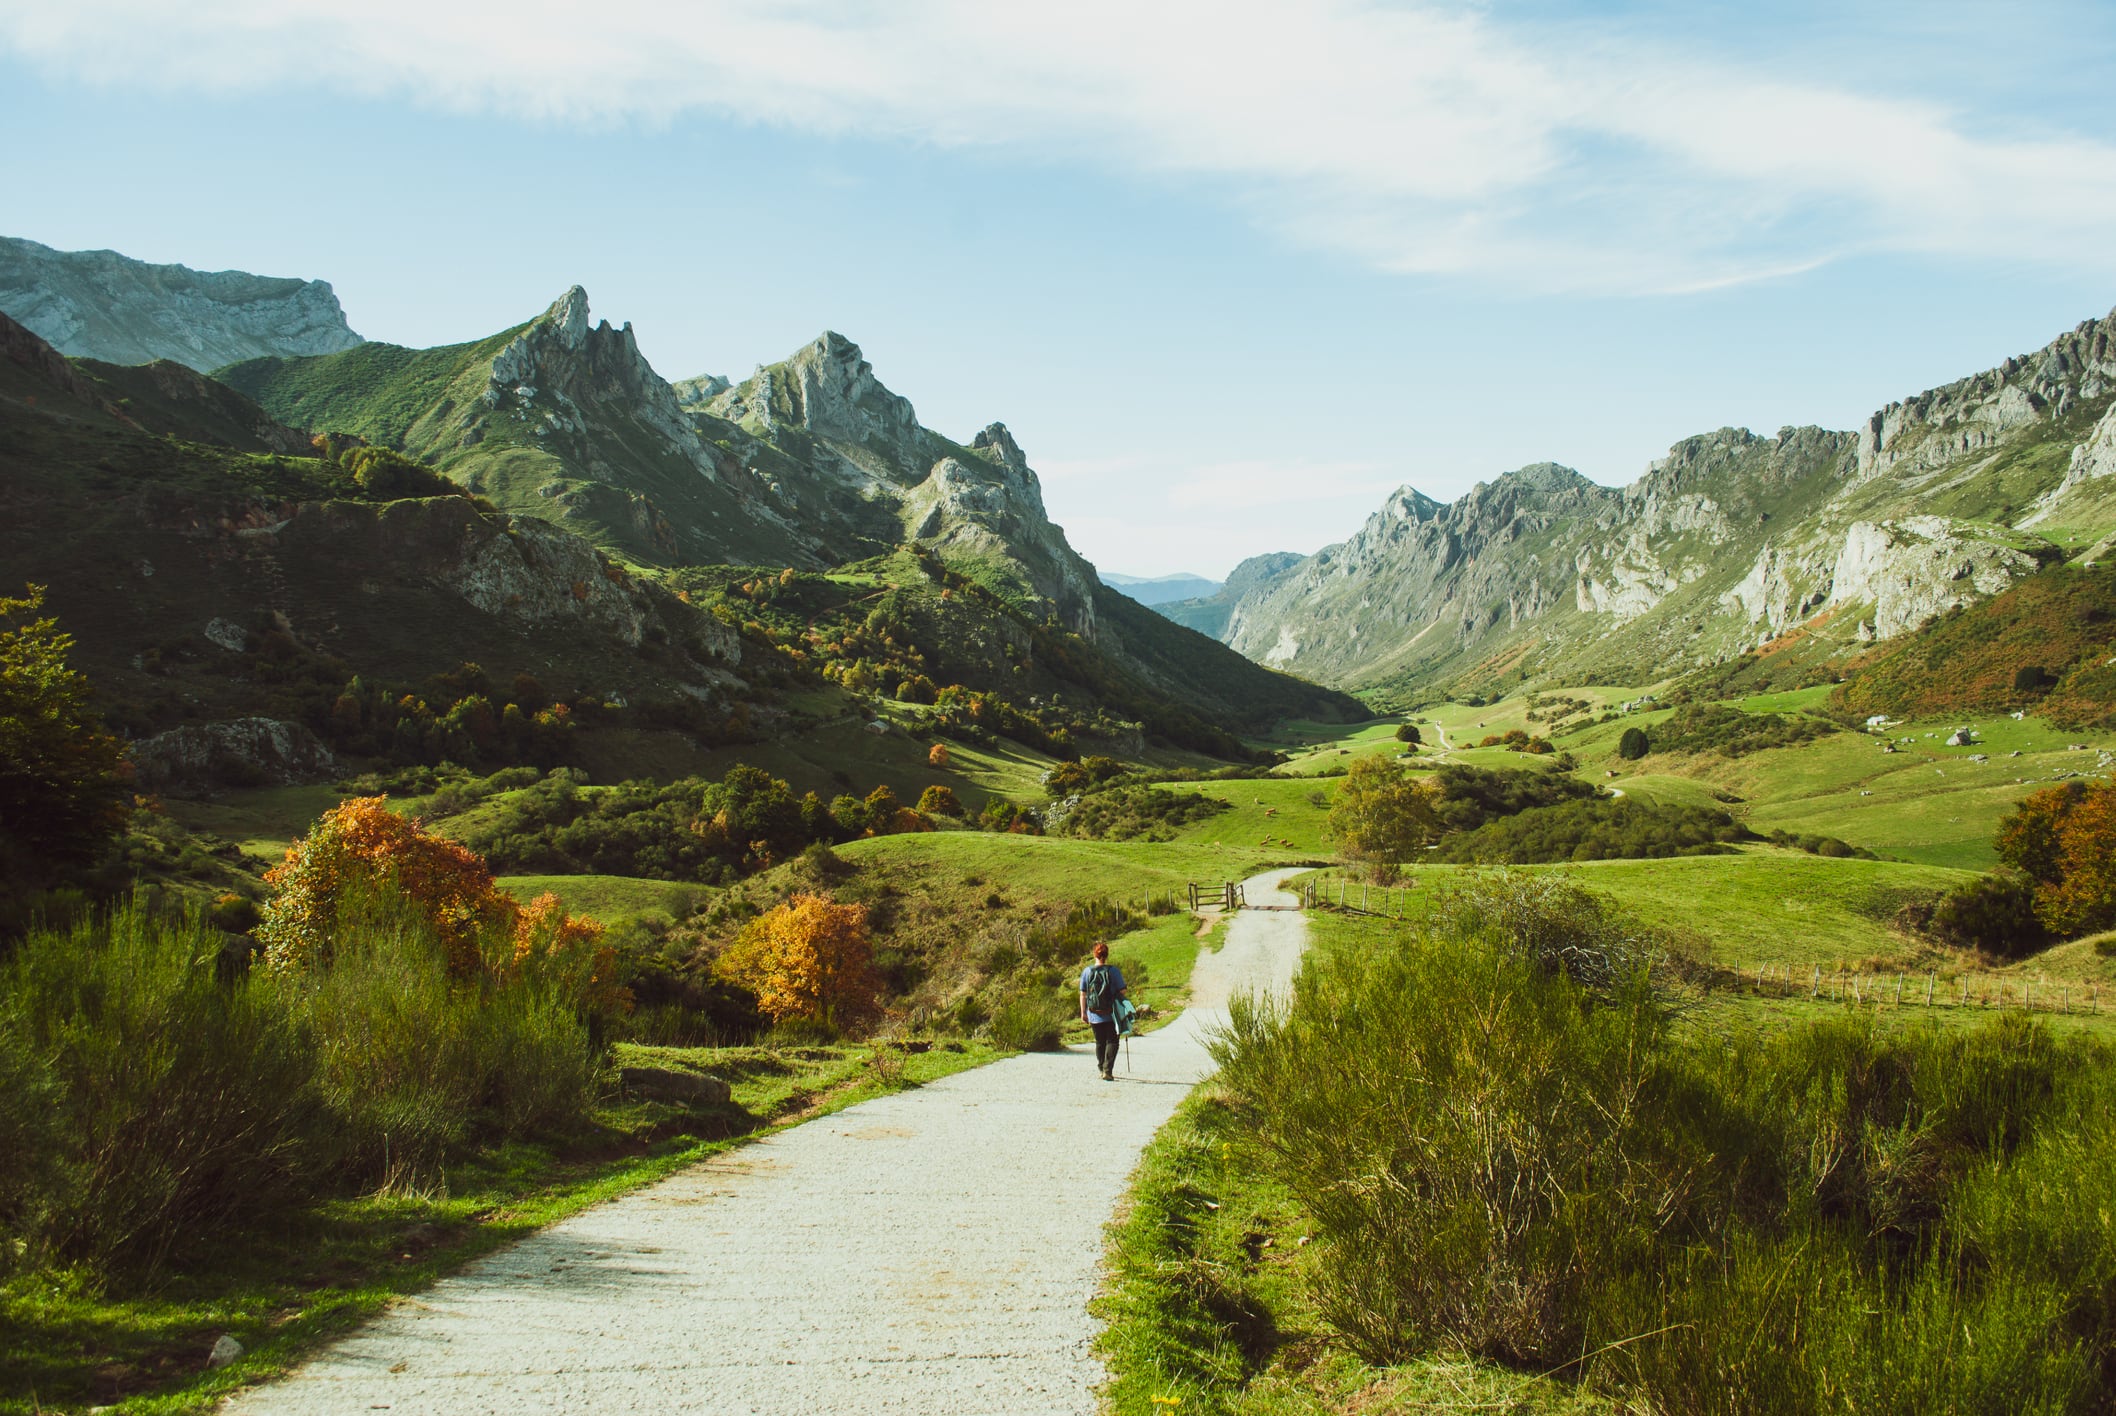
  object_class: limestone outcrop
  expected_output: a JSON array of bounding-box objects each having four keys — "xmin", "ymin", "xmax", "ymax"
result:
[
  {"xmin": 0, "ymin": 235, "xmax": 361, "ymax": 371},
  {"xmin": 130, "ymin": 718, "xmax": 338, "ymax": 793},
  {"xmin": 1211, "ymin": 312, "xmax": 2114, "ymax": 692}
]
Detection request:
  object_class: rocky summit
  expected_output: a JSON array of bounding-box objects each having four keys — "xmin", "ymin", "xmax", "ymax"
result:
[
  {"xmin": 0, "ymin": 235, "xmax": 363, "ymax": 371},
  {"xmin": 1202, "ymin": 309, "xmax": 2116, "ymax": 699}
]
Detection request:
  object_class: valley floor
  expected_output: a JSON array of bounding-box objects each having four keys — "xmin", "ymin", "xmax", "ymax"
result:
[{"xmin": 217, "ymin": 873, "xmax": 1309, "ymax": 1416}]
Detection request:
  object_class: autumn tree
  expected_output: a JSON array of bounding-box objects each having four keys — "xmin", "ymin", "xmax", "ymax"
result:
[
  {"xmin": 716, "ymin": 893, "xmax": 879, "ymax": 1029},
  {"xmin": 1994, "ymin": 778, "xmax": 2116, "ymax": 938},
  {"xmin": 1327, "ymin": 755, "xmax": 1442, "ymax": 868},
  {"xmin": 928, "ymin": 742, "xmax": 951, "ymax": 769},
  {"xmin": 258, "ymin": 796, "xmax": 626, "ymax": 1015},
  {"xmin": 0, "ymin": 585, "xmax": 129, "ymax": 881}
]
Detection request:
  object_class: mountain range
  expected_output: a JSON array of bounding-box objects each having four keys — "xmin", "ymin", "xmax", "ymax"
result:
[
  {"xmin": 1102, "ymin": 572, "xmax": 1223, "ymax": 607},
  {"xmin": 0, "ymin": 239, "xmax": 1359, "ymax": 790},
  {"xmin": 8, "ymin": 231, "xmax": 2113, "ymax": 747},
  {"xmin": 1166, "ymin": 311, "xmax": 2116, "ymax": 701}
]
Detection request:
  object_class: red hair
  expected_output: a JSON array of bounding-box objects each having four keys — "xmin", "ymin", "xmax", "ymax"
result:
[{"xmin": 1092, "ymin": 941, "xmax": 1109, "ymax": 961}]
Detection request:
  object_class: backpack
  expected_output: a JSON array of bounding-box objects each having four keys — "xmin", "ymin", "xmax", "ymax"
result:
[{"xmin": 1084, "ymin": 963, "xmax": 1117, "ymax": 1015}]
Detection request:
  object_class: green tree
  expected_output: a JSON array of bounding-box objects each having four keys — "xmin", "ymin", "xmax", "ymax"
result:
[
  {"xmin": 1395, "ymin": 722, "xmax": 1422, "ymax": 745},
  {"xmin": 1616, "ymin": 726, "xmax": 1650, "ymax": 760},
  {"xmin": 1326, "ymin": 756, "xmax": 1441, "ymax": 867},
  {"xmin": 0, "ymin": 585, "xmax": 128, "ymax": 880}
]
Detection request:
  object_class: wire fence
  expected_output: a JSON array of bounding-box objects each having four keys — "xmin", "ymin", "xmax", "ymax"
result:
[{"xmin": 1746, "ymin": 962, "xmax": 2104, "ymax": 1016}]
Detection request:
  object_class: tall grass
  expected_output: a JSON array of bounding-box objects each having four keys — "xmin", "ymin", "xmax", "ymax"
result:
[
  {"xmin": 1210, "ymin": 872, "xmax": 2116, "ymax": 1411},
  {"xmin": 0, "ymin": 891, "xmax": 595, "ymax": 1272}
]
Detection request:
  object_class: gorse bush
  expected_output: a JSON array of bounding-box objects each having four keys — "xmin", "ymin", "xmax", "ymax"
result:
[
  {"xmin": 0, "ymin": 830, "xmax": 610, "ymax": 1269},
  {"xmin": 1210, "ymin": 882, "xmax": 2116, "ymax": 1410},
  {"xmin": 1929, "ymin": 868, "xmax": 2049, "ymax": 958},
  {"xmin": 0, "ymin": 901, "xmax": 322, "ymax": 1268}
]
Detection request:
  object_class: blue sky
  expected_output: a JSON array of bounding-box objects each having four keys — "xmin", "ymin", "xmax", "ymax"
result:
[{"xmin": 5, "ymin": 1, "xmax": 2116, "ymax": 579}]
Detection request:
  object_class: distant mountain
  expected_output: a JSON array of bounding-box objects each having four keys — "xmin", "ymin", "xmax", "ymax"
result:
[
  {"xmin": 1156, "ymin": 553, "xmax": 1305, "ymax": 639},
  {"xmin": 0, "ymin": 235, "xmax": 362, "ymax": 371},
  {"xmin": 0, "ymin": 310, "xmax": 756, "ymax": 775},
  {"xmin": 220, "ymin": 288, "xmax": 1361, "ymax": 733},
  {"xmin": 1203, "ymin": 310, "xmax": 2116, "ymax": 701},
  {"xmin": 1103, "ymin": 572, "xmax": 1223, "ymax": 606}
]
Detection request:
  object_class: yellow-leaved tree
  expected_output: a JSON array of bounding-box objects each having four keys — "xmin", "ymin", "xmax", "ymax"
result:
[
  {"xmin": 1326, "ymin": 756, "xmax": 1442, "ymax": 871},
  {"xmin": 716, "ymin": 893, "xmax": 879, "ymax": 1029}
]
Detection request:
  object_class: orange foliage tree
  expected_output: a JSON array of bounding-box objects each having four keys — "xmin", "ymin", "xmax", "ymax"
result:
[
  {"xmin": 258, "ymin": 796, "xmax": 628, "ymax": 1015},
  {"xmin": 928, "ymin": 742, "xmax": 951, "ymax": 769},
  {"xmin": 1995, "ymin": 777, "xmax": 2116, "ymax": 937},
  {"xmin": 716, "ymin": 893, "xmax": 879, "ymax": 1029}
]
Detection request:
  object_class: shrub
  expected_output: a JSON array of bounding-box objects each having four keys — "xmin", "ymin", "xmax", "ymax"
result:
[
  {"xmin": 988, "ymin": 989, "xmax": 1067, "ymax": 1051},
  {"xmin": 927, "ymin": 742, "xmax": 951, "ymax": 769},
  {"xmin": 1059, "ymin": 784, "xmax": 1228, "ymax": 842},
  {"xmin": 1427, "ymin": 763, "xmax": 1598, "ymax": 832},
  {"xmin": 291, "ymin": 888, "xmax": 593, "ymax": 1185},
  {"xmin": 1, "ymin": 901, "xmax": 322, "ymax": 1267},
  {"xmin": 1616, "ymin": 725, "xmax": 1650, "ymax": 759},
  {"xmin": 716, "ymin": 894, "xmax": 880, "ymax": 1031},
  {"xmin": 1394, "ymin": 723, "xmax": 1422, "ymax": 745},
  {"xmin": 1213, "ymin": 894, "xmax": 2108, "ymax": 1407},
  {"xmin": 1648, "ymin": 703, "xmax": 1836, "ymax": 757},
  {"xmin": 1433, "ymin": 797, "xmax": 1744, "ymax": 864},
  {"xmin": 916, "ymin": 784, "xmax": 964, "ymax": 817},
  {"xmin": 1930, "ymin": 870, "xmax": 2051, "ymax": 957}
]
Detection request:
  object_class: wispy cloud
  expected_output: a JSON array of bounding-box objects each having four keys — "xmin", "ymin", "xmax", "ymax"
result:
[{"xmin": 7, "ymin": 0, "xmax": 2116, "ymax": 293}]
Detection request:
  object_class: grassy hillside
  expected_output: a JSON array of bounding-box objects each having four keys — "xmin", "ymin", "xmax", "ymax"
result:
[
  {"xmin": 1832, "ymin": 560, "xmax": 2116, "ymax": 730},
  {"xmin": 219, "ymin": 329, "xmax": 521, "ymax": 450}
]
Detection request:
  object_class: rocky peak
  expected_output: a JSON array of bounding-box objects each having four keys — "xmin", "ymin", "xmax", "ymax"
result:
[
  {"xmin": 671, "ymin": 373, "xmax": 730, "ymax": 407},
  {"xmin": 1854, "ymin": 308, "xmax": 2116, "ymax": 483},
  {"xmin": 479, "ymin": 287, "xmax": 707, "ymax": 481},
  {"xmin": 971, "ymin": 422, "xmax": 1028, "ymax": 475},
  {"xmin": 0, "ymin": 234, "xmax": 363, "ymax": 371}
]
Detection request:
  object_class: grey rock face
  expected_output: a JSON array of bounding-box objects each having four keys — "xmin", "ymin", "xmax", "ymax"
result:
[
  {"xmin": 0, "ymin": 235, "xmax": 362, "ymax": 370},
  {"xmin": 130, "ymin": 718, "xmax": 338, "ymax": 793},
  {"xmin": 1218, "ymin": 309, "xmax": 2116, "ymax": 691}
]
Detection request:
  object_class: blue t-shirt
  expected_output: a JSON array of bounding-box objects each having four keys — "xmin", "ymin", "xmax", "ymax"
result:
[{"xmin": 1080, "ymin": 963, "xmax": 1127, "ymax": 1023}]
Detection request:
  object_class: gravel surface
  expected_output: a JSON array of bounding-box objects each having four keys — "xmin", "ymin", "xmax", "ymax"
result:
[{"xmin": 224, "ymin": 869, "xmax": 1310, "ymax": 1416}]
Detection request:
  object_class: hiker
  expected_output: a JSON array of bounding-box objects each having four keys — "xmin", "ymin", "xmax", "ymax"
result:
[{"xmin": 1079, "ymin": 941, "xmax": 1128, "ymax": 1082}]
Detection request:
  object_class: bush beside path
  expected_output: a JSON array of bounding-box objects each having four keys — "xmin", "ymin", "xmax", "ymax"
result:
[{"xmin": 223, "ymin": 871, "xmax": 1311, "ymax": 1415}]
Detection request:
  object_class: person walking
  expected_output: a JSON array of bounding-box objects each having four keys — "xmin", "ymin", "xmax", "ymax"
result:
[{"xmin": 1079, "ymin": 941, "xmax": 1128, "ymax": 1082}]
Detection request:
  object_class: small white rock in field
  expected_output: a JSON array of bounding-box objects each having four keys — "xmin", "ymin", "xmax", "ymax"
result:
[{"xmin": 209, "ymin": 1334, "xmax": 244, "ymax": 1368}]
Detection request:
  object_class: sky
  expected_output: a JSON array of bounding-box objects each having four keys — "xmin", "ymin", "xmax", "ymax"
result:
[{"xmin": 5, "ymin": 1, "xmax": 2116, "ymax": 581}]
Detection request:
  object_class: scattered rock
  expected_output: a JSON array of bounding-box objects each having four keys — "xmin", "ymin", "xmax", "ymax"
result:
[{"xmin": 208, "ymin": 1334, "xmax": 244, "ymax": 1369}]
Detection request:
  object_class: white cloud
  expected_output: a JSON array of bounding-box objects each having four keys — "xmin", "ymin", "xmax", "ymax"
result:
[{"xmin": 7, "ymin": 0, "xmax": 2116, "ymax": 292}]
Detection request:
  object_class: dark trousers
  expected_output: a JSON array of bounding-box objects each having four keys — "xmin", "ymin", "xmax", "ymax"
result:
[{"xmin": 1091, "ymin": 1019, "xmax": 1120, "ymax": 1075}]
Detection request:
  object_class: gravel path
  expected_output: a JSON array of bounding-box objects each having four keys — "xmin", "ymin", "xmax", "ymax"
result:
[{"xmin": 224, "ymin": 869, "xmax": 1310, "ymax": 1416}]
